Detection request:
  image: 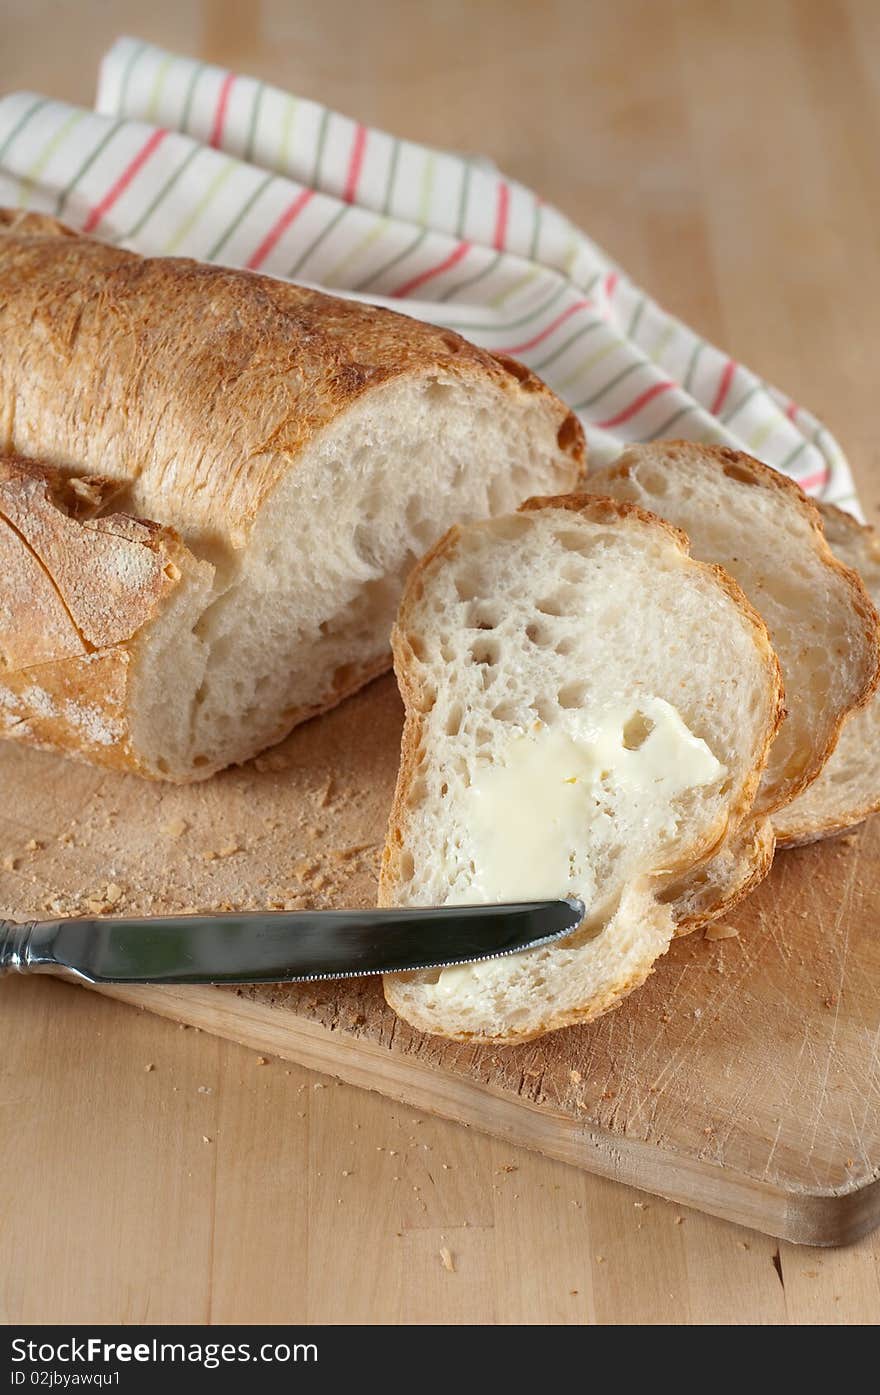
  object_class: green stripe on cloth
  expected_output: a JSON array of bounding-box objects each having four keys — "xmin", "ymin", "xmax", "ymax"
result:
[
  {"xmin": 720, "ymin": 382, "xmax": 762, "ymax": 425},
  {"xmin": 311, "ymin": 107, "xmax": 331, "ymax": 187},
  {"xmin": 573, "ymin": 359, "xmax": 644, "ymax": 413},
  {"xmin": 117, "ymin": 143, "xmax": 202, "ymax": 241},
  {"xmin": 277, "ymin": 95, "xmax": 298, "ymax": 172},
  {"xmin": 442, "ymin": 281, "xmax": 568, "ymax": 334},
  {"xmin": 287, "ymin": 203, "xmax": 347, "ymax": 278},
  {"xmin": 245, "ymin": 82, "xmax": 266, "ymax": 163},
  {"xmin": 439, "ymin": 249, "xmax": 502, "ymax": 303},
  {"xmin": 0, "ymin": 96, "xmax": 51, "ymax": 163},
  {"xmin": 648, "ymin": 321, "xmax": 676, "ymax": 364},
  {"xmin": 323, "ymin": 215, "xmax": 390, "ymax": 284},
  {"xmin": 353, "ymin": 225, "xmax": 427, "ymax": 291},
  {"xmin": 529, "ymin": 202, "xmax": 542, "ymax": 261},
  {"xmin": 638, "ymin": 403, "xmax": 698, "ymax": 442},
  {"xmin": 455, "ymin": 162, "xmax": 471, "ymax": 238},
  {"xmin": 626, "ymin": 294, "xmax": 646, "ymax": 338},
  {"xmin": 381, "ymin": 137, "xmax": 401, "ymax": 216},
  {"xmin": 54, "ymin": 119, "xmax": 123, "ymax": 216},
  {"xmin": 162, "ymin": 159, "xmax": 236, "ymax": 252},
  {"xmin": 682, "ymin": 339, "xmax": 704, "ymax": 393},
  {"xmin": 490, "ymin": 265, "xmax": 542, "ymax": 309},
  {"xmin": 418, "ymin": 153, "xmax": 435, "ymax": 223},
  {"xmin": 532, "ymin": 319, "xmax": 603, "ymax": 374},
  {"xmin": 558, "ymin": 335, "xmax": 618, "ymax": 392},
  {"xmin": 205, "ymin": 171, "xmax": 274, "ymax": 259},
  {"xmin": 180, "ymin": 62, "xmax": 206, "ymax": 134},
  {"xmin": 18, "ymin": 109, "xmax": 85, "ymax": 206},
  {"xmin": 118, "ymin": 41, "xmax": 146, "ymax": 116},
  {"xmin": 146, "ymin": 53, "xmax": 174, "ymax": 122}
]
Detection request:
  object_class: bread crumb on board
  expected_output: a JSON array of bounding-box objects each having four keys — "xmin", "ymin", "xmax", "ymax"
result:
[
  {"xmin": 439, "ymin": 1246, "xmax": 455, "ymax": 1273},
  {"xmin": 161, "ymin": 818, "xmax": 189, "ymax": 838},
  {"xmin": 704, "ymin": 922, "xmax": 739, "ymax": 941}
]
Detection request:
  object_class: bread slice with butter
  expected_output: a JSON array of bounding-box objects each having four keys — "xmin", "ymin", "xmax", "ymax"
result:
[
  {"xmin": 380, "ymin": 495, "xmax": 784, "ymax": 1042},
  {"xmin": 774, "ymin": 503, "xmax": 880, "ymax": 844}
]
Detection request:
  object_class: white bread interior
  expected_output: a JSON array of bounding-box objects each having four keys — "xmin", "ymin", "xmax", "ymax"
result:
[{"xmin": 129, "ymin": 374, "xmax": 577, "ymax": 778}]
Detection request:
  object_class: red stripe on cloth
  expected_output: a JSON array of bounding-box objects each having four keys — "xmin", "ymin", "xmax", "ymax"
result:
[
  {"xmin": 796, "ymin": 466, "xmax": 830, "ymax": 493},
  {"xmin": 209, "ymin": 72, "xmax": 236, "ymax": 148},
  {"xmin": 597, "ymin": 379, "xmax": 674, "ymax": 430},
  {"xmin": 710, "ymin": 358, "xmax": 737, "ymax": 416},
  {"xmin": 82, "ymin": 128, "xmax": 169, "ymax": 234},
  {"xmin": 343, "ymin": 124, "xmax": 368, "ymax": 203},
  {"xmin": 246, "ymin": 188, "xmax": 315, "ymax": 270},
  {"xmin": 786, "ymin": 398, "xmax": 799, "ymax": 421},
  {"xmin": 604, "ymin": 270, "xmax": 618, "ymax": 299},
  {"xmin": 493, "ymin": 181, "xmax": 510, "ymax": 250},
  {"xmin": 499, "ymin": 298, "xmax": 592, "ymax": 356},
  {"xmin": 392, "ymin": 240, "xmax": 472, "ymax": 297}
]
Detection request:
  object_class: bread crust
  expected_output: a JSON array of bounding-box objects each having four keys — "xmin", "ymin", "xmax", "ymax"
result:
[
  {"xmin": 664, "ymin": 818, "xmax": 776, "ymax": 933},
  {"xmin": 0, "ymin": 454, "xmax": 209, "ymax": 776},
  {"xmin": 0, "ymin": 209, "xmax": 584, "ymax": 778},
  {"xmin": 380, "ymin": 494, "xmax": 785, "ymax": 1041},
  {"xmin": 0, "ymin": 210, "xmax": 584, "ymax": 549},
  {"xmin": 774, "ymin": 502, "xmax": 880, "ymax": 844}
]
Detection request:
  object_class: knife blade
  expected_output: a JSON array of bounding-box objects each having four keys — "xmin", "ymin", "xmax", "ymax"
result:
[{"xmin": 0, "ymin": 898, "xmax": 584, "ymax": 986}]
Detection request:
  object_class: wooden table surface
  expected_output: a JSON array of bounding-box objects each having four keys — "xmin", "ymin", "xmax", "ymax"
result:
[{"xmin": 4, "ymin": 0, "xmax": 880, "ymax": 1325}]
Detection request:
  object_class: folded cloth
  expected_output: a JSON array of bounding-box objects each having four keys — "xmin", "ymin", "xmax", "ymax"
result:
[{"xmin": 0, "ymin": 35, "xmax": 858, "ymax": 510}]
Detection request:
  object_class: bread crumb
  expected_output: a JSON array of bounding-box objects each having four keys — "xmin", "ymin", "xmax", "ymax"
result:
[
  {"xmin": 197, "ymin": 1085, "xmax": 213, "ymax": 1095},
  {"xmin": 675, "ymin": 1216, "xmax": 684, "ymax": 1225},
  {"xmin": 496, "ymin": 1164, "xmax": 518, "ymax": 1174},
  {"xmin": 439, "ymin": 1246, "xmax": 455, "ymax": 1273},
  {"xmin": 25, "ymin": 839, "xmax": 42, "ymax": 852},
  {"xmin": 144, "ymin": 1063, "xmax": 155, "ymax": 1073},
  {"xmin": 705, "ymin": 922, "xmax": 739, "ymax": 941},
  {"xmin": 202, "ymin": 1136, "xmax": 212, "ymax": 1145},
  {"xmin": 569, "ymin": 1069, "xmax": 582, "ymax": 1084},
  {"xmin": 2, "ymin": 855, "xmax": 18, "ymax": 871},
  {"xmin": 162, "ymin": 818, "xmax": 188, "ymax": 838},
  {"xmin": 105, "ymin": 883, "xmax": 123, "ymax": 905},
  {"xmin": 341, "ymin": 1170, "xmax": 351, "ymax": 1177},
  {"xmin": 255, "ymin": 1057, "xmax": 268, "ymax": 1066}
]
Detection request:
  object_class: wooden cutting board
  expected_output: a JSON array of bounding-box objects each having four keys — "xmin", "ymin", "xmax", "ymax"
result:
[{"xmin": 2, "ymin": 673, "xmax": 878, "ymax": 1247}]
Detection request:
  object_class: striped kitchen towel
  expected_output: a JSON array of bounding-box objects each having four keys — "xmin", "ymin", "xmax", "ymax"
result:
[{"xmin": 0, "ymin": 35, "xmax": 857, "ymax": 510}]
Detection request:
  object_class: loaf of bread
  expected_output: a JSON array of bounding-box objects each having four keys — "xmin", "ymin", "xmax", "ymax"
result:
[
  {"xmin": 380, "ymin": 495, "xmax": 783, "ymax": 1042},
  {"xmin": 0, "ymin": 210, "xmax": 583, "ymax": 780}
]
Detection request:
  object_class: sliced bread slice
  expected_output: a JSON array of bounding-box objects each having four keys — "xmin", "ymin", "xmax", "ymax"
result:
[
  {"xmin": 775, "ymin": 504, "xmax": 880, "ymax": 844},
  {"xmin": 659, "ymin": 818, "xmax": 776, "ymax": 931},
  {"xmin": 590, "ymin": 444, "xmax": 880, "ymax": 834},
  {"xmin": 380, "ymin": 495, "xmax": 783, "ymax": 1042}
]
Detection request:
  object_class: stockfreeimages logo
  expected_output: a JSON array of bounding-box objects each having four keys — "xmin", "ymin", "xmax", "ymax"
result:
[{"xmin": 10, "ymin": 1338, "xmax": 318, "ymax": 1373}]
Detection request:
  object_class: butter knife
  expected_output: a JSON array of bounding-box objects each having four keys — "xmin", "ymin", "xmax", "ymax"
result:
[{"xmin": 0, "ymin": 898, "xmax": 583, "ymax": 986}]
